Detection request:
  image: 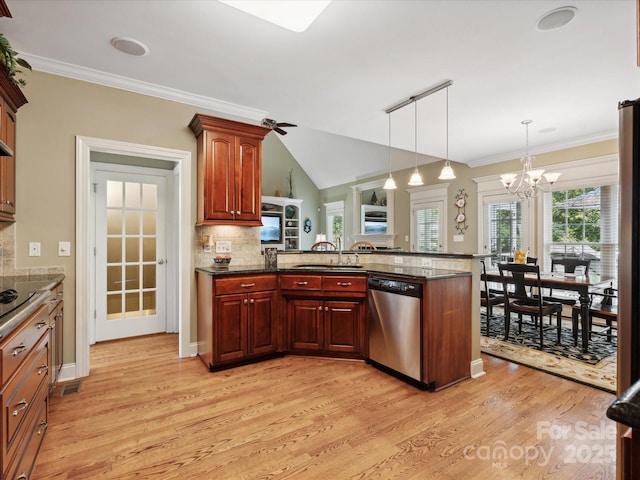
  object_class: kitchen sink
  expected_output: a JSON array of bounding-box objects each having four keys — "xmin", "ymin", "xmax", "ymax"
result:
[{"xmin": 293, "ymin": 263, "xmax": 364, "ymax": 269}]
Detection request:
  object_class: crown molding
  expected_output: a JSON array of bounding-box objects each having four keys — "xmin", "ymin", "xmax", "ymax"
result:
[
  {"xmin": 465, "ymin": 130, "xmax": 618, "ymax": 168},
  {"xmin": 23, "ymin": 53, "xmax": 267, "ymax": 122}
]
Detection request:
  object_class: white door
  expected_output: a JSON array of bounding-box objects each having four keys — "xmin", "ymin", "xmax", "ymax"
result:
[
  {"xmin": 412, "ymin": 200, "xmax": 444, "ymax": 252},
  {"xmin": 94, "ymin": 167, "xmax": 167, "ymax": 341}
]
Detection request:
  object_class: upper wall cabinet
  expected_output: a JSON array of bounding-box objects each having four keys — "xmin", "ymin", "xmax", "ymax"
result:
[
  {"xmin": 0, "ymin": 62, "xmax": 28, "ymax": 222},
  {"xmin": 189, "ymin": 114, "xmax": 271, "ymax": 226}
]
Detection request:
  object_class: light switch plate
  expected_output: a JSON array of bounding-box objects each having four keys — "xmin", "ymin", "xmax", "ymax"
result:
[
  {"xmin": 59, "ymin": 241, "xmax": 71, "ymax": 256},
  {"xmin": 216, "ymin": 241, "xmax": 232, "ymax": 253},
  {"xmin": 421, "ymin": 258, "xmax": 432, "ymax": 267}
]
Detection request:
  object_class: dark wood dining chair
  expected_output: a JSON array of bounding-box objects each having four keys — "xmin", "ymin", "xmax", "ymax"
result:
[
  {"xmin": 480, "ymin": 260, "xmax": 505, "ymax": 336},
  {"xmin": 571, "ymin": 283, "xmax": 617, "ymax": 345},
  {"xmin": 545, "ymin": 257, "xmax": 592, "ymax": 305},
  {"xmin": 498, "ymin": 263, "xmax": 563, "ymax": 349}
]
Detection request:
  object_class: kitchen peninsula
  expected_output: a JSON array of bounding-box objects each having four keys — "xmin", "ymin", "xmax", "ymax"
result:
[{"xmin": 196, "ymin": 253, "xmax": 476, "ymax": 392}]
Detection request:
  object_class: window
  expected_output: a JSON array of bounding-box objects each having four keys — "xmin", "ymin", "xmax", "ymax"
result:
[
  {"xmin": 486, "ymin": 200, "xmax": 522, "ymax": 263},
  {"xmin": 324, "ymin": 200, "xmax": 344, "ymax": 244},
  {"xmin": 543, "ymin": 185, "xmax": 618, "ymax": 276},
  {"xmin": 414, "ymin": 202, "xmax": 442, "ymax": 252}
]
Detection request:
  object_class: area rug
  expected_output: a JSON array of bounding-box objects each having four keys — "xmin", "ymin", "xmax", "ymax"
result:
[{"xmin": 481, "ymin": 315, "xmax": 616, "ymax": 393}]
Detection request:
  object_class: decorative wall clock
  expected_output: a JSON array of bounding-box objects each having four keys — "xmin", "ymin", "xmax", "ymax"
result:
[{"xmin": 455, "ymin": 189, "xmax": 468, "ymax": 234}]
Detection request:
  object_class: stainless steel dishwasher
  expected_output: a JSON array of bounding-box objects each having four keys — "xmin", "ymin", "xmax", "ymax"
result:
[{"xmin": 367, "ymin": 276, "xmax": 422, "ymax": 382}]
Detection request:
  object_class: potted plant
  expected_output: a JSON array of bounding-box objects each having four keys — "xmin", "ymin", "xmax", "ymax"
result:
[{"xmin": 0, "ymin": 32, "xmax": 31, "ymax": 87}]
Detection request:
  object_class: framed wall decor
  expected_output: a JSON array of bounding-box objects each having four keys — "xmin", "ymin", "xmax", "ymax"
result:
[{"xmin": 454, "ymin": 189, "xmax": 468, "ymax": 234}]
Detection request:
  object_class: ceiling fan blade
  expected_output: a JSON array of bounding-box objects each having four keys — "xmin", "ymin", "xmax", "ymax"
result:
[
  {"xmin": 274, "ymin": 127, "xmax": 288, "ymax": 135},
  {"xmin": 276, "ymin": 122, "xmax": 297, "ymax": 128}
]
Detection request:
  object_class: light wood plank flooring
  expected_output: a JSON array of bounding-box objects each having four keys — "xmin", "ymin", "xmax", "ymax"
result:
[{"xmin": 33, "ymin": 334, "xmax": 616, "ymax": 479}]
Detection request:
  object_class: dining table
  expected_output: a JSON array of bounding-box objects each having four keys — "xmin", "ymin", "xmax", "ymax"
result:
[{"xmin": 483, "ymin": 268, "xmax": 613, "ymax": 353}]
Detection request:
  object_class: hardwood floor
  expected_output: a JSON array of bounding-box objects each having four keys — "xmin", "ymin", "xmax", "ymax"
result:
[{"xmin": 33, "ymin": 334, "xmax": 616, "ymax": 479}]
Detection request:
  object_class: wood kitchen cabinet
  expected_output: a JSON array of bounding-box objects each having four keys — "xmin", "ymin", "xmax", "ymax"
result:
[
  {"xmin": 197, "ymin": 272, "xmax": 279, "ymax": 369},
  {"xmin": 1, "ymin": 305, "xmax": 50, "ymax": 479},
  {"xmin": 0, "ymin": 62, "xmax": 27, "ymax": 222},
  {"xmin": 281, "ymin": 274, "xmax": 366, "ymax": 358},
  {"xmin": 422, "ymin": 275, "xmax": 472, "ymax": 391},
  {"xmin": 47, "ymin": 282, "xmax": 64, "ymax": 390},
  {"xmin": 189, "ymin": 114, "xmax": 270, "ymax": 226}
]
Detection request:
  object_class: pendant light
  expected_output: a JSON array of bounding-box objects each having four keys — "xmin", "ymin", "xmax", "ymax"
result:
[
  {"xmin": 408, "ymin": 100, "xmax": 424, "ymax": 186},
  {"xmin": 383, "ymin": 111, "xmax": 397, "ymax": 190},
  {"xmin": 438, "ymin": 85, "xmax": 456, "ymax": 180}
]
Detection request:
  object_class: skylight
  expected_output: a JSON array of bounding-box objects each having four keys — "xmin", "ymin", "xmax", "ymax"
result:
[{"xmin": 219, "ymin": 0, "xmax": 331, "ymax": 32}]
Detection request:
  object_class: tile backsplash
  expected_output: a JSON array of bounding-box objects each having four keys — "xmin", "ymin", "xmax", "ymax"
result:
[{"xmin": 195, "ymin": 225, "xmax": 263, "ymax": 268}]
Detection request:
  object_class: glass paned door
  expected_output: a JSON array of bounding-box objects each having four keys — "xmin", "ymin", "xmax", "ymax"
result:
[
  {"xmin": 413, "ymin": 201, "xmax": 443, "ymax": 253},
  {"xmin": 95, "ymin": 170, "xmax": 166, "ymax": 341}
]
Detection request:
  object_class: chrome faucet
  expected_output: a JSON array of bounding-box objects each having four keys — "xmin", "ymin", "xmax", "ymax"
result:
[{"xmin": 336, "ymin": 236, "xmax": 342, "ymax": 264}]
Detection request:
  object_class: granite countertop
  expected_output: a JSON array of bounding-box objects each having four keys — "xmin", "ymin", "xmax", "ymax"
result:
[
  {"xmin": 196, "ymin": 263, "xmax": 470, "ymax": 281},
  {"xmin": 0, "ymin": 273, "xmax": 65, "ymax": 340}
]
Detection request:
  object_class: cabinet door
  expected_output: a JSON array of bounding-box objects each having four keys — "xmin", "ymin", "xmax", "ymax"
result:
[
  {"xmin": 202, "ymin": 130, "xmax": 235, "ymax": 222},
  {"xmin": 0, "ymin": 102, "xmax": 15, "ymax": 218},
  {"xmin": 215, "ymin": 293, "xmax": 247, "ymax": 363},
  {"xmin": 234, "ymin": 135, "xmax": 261, "ymax": 223},
  {"xmin": 288, "ymin": 299, "xmax": 323, "ymax": 351},
  {"xmin": 324, "ymin": 300, "xmax": 360, "ymax": 353},
  {"xmin": 49, "ymin": 301, "xmax": 63, "ymax": 388},
  {"xmin": 247, "ymin": 290, "xmax": 278, "ymax": 355}
]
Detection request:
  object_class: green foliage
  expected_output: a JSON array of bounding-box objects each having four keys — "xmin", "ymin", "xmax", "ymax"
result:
[
  {"xmin": 551, "ymin": 188, "xmax": 601, "ymax": 244},
  {"xmin": 0, "ymin": 33, "xmax": 31, "ymax": 87}
]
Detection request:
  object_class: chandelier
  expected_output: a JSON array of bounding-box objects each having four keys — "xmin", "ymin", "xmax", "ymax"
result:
[{"xmin": 500, "ymin": 120, "xmax": 561, "ymax": 199}]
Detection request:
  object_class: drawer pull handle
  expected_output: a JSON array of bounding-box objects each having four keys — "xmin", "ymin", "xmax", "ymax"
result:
[
  {"xmin": 294, "ymin": 281, "xmax": 308, "ymax": 286},
  {"xmin": 12, "ymin": 344, "xmax": 27, "ymax": 356},
  {"xmin": 336, "ymin": 282, "xmax": 352, "ymax": 287},
  {"xmin": 240, "ymin": 283, "xmax": 256, "ymax": 288},
  {"xmin": 12, "ymin": 399, "xmax": 28, "ymax": 416},
  {"xmin": 37, "ymin": 364, "xmax": 48, "ymax": 375},
  {"xmin": 36, "ymin": 321, "xmax": 47, "ymax": 329},
  {"xmin": 16, "ymin": 473, "xmax": 27, "ymax": 480},
  {"xmin": 37, "ymin": 420, "xmax": 48, "ymax": 435}
]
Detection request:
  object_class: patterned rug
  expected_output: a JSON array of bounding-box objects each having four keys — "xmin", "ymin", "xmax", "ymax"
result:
[{"xmin": 481, "ymin": 313, "xmax": 617, "ymax": 393}]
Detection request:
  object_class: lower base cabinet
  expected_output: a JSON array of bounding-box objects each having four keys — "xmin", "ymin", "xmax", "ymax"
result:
[
  {"xmin": 197, "ymin": 272, "xmax": 279, "ymax": 369},
  {"xmin": 288, "ymin": 299, "xmax": 361, "ymax": 354}
]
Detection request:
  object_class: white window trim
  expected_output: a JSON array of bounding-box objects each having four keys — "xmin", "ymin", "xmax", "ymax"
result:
[
  {"xmin": 473, "ymin": 153, "xmax": 618, "ymax": 259},
  {"xmin": 324, "ymin": 200, "xmax": 344, "ymax": 243}
]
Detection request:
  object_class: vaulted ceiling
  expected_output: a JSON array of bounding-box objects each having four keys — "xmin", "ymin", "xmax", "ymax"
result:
[{"xmin": 1, "ymin": 0, "xmax": 638, "ymax": 189}]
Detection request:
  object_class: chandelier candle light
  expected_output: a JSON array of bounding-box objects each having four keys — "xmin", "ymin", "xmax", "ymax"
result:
[{"xmin": 500, "ymin": 120, "xmax": 561, "ymax": 199}]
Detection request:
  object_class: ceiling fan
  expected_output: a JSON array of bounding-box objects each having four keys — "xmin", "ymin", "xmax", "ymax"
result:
[{"xmin": 261, "ymin": 118, "xmax": 297, "ymax": 135}]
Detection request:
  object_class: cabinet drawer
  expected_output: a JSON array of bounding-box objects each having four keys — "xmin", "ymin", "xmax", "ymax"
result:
[
  {"xmin": 279, "ymin": 275, "xmax": 322, "ymax": 291},
  {"xmin": 322, "ymin": 276, "xmax": 367, "ymax": 293},
  {"xmin": 4, "ymin": 388, "xmax": 48, "ymax": 480},
  {"xmin": 2, "ymin": 338, "xmax": 48, "ymax": 467},
  {"xmin": 0, "ymin": 305, "xmax": 48, "ymax": 385},
  {"xmin": 215, "ymin": 275, "xmax": 277, "ymax": 295}
]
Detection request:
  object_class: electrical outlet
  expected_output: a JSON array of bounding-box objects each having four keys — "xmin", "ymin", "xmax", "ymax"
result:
[
  {"xmin": 394, "ymin": 256, "xmax": 403, "ymax": 264},
  {"xmin": 216, "ymin": 241, "xmax": 232, "ymax": 253},
  {"xmin": 394, "ymin": 267, "xmax": 404, "ymax": 274},
  {"xmin": 421, "ymin": 258, "xmax": 432, "ymax": 267},
  {"xmin": 29, "ymin": 242, "xmax": 41, "ymax": 257}
]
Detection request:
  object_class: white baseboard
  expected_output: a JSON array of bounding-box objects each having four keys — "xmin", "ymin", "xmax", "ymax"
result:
[
  {"xmin": 58, "ymin": 363, "xmax": 78, "ymax": 382},
  {"xmin": 470, "ymin": 358, "xmax": 486, "ymax": 378}
]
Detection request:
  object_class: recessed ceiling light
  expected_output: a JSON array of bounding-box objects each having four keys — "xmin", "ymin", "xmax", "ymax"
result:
[
  {"xmin": 110, "ymin": 37, "xmax": 149, "ymax": 56},
  {"xmin": 537, "ymin": 6, "xmax": 578, "ymax": 31},
  {"xmin": 219, "ymin": 0, "xmax": 331, "ymax": 33}
]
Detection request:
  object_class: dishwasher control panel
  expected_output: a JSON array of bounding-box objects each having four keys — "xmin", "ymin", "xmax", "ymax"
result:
[{"xmin": 367, "ymin": 277, "xmax": 423, "ymax": 297}]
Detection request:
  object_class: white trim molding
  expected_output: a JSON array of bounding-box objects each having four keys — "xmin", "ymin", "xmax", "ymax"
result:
[{"xmin": 76, "ymin": 136, "xmax": 193, "ymax": 379}]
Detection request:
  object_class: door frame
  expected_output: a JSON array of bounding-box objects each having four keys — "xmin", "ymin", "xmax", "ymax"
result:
[{"xmin": 76, "ymin": 136, "xmax": 193, "ymax": 378}]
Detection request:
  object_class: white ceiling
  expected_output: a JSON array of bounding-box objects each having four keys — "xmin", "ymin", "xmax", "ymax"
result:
[{"xmin": 1, "ymin": 0, "xmax": 638, "ymax": 189}]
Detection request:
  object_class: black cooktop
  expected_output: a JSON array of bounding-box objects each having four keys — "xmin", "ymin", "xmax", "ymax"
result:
[{"xmin": 0, "ymin": 287, "xmax": 36, "ymax": 319}]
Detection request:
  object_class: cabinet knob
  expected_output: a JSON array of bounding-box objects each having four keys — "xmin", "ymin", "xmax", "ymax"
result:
[
  {"xmin": 250, "ymin": 298, "xmax": 254, "ymax": 304},
  {"xmin": 244, "ymin": 299, "xmax": 248, "ymax": 305},
  {"xmin": 325, "ymin": 306, "xmax": 328, "ymax": 311},
  {"xmin": 318, "ymin": 306, "xmax": 322, "ymax": 311}
]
